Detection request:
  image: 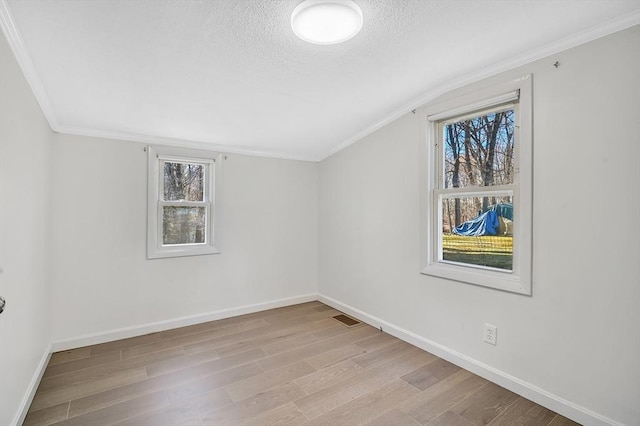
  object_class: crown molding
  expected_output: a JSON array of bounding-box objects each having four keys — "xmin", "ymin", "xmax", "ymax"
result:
[
  {"xmin": 319, "ymin": 10, "xmax": 640, "ymax": 161},
  {"xmin": 54, "ymin": 124, "xmax": 319, "ymax": 162},
  {"xmin": 0, "ymin": 0, "xmax": 60, "ymax": 131}
]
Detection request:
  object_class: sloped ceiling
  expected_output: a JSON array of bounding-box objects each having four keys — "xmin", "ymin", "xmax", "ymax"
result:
[{"xmin": 1, "ymin": 0, "xmax": 638, "ymax": 161}]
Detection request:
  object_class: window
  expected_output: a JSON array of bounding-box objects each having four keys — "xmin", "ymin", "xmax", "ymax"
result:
[
  {"xmin": 147, "ymin": 146, "xmax": 221, "ymax": 259},
  {"xmin": 421, "ymin": 76, "xmax": 532, "ymax": 294}
]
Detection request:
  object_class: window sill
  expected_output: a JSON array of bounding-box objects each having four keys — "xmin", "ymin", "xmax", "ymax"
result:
[
  {"xmin": 421, "ymin": 262, "xmax": 531, "ymax": 295},
  {"xmin": 147, "ymin": 245, "xmax": 221, "ymax": 260}
]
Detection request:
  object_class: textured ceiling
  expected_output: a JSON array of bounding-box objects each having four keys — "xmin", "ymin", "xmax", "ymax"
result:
[{"xmin": 1, "ymin": 0, "xmax": 638, "ymax": 160}]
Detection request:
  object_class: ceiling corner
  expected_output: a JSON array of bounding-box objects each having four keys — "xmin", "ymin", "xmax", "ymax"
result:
[{"xmin": 0, "ymin": 0, "xmax": 59, "ymax": 132}]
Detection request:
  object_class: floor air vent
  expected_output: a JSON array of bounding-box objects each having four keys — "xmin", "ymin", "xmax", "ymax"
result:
[{"xmin": 333, "ymin": 314, "xmax": 361, "ymax": 327}]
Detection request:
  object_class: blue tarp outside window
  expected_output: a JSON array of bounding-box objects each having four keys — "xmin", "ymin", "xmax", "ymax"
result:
[{"xmin": 452, "ymin": 203, "xmax": 513, "ymax": 236}]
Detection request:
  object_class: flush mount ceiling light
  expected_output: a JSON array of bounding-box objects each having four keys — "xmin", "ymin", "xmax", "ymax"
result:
[{"xmin": 291, "ymin": 0, "xmax": 363, "ymax": 45}]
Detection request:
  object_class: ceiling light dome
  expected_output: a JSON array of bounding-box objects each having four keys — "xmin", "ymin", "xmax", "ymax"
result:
[{"xmin": 291, "ymin": 0, "xmax": 363, "ymax": 45}]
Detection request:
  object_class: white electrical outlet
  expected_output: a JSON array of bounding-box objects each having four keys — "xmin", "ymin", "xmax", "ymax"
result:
[{"xmin": 483, "ymin": 323, "xmax": 497, "ymax": 345}]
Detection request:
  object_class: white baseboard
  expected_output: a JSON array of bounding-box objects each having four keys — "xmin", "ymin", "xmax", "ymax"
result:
[
  {"xmin": 51, "ymin": 293, "xmax": 317, "ymax": 352},
  {"xmin": 13, "ymin": 343, "xmax": 52, "ymax": 426},
  {"xmin": 318, "ymin": 293, "xmax": 622, "ymax": 426}
]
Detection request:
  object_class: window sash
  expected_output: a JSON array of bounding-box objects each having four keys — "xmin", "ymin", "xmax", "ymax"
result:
[
  {"xmin": 436, "ymin": 105, "xmax": 519, "ymax": 191},
  {"xmin": 157, "ymin": 201, "xmax": 211, "ymax": 247},
  {"xmin": 159, "ymin": 158, "xmax": 210, "ymax": 202},
  {"xmin": 434, "ymin": 187, "xmax": 515, "ymax": 273}
]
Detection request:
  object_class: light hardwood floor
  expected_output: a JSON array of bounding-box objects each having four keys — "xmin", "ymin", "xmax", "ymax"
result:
[{"xmin": 24, "ymin": 302, "xmax": 580, "ymax": 426}]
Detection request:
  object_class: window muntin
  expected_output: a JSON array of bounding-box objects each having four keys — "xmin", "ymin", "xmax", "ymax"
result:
[
  {"xmin": 421, "ymin": 76, "xmax": 532, "ymax": 295},
  {"xmin": 147, "ymin": 147, "xmax": 220, "ymax": 259}
]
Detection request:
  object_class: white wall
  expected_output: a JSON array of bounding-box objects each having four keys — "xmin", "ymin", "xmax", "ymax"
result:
[
  {"xmin": 50, "ymin": 134, "xmax": 318, "ymax": 342},
  {"xmin": 0, "ymin": 32, "xmax": 53, "ymax": 425},
  {"xmin": 318, "ymin": 26, "xmax": 640, "ymax": 426}
]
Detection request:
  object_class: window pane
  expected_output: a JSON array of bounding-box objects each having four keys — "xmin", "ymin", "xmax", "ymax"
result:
[
  {"xmin": 441, "ymin": 195, "xmax": 513, "ymax": 270},
  {"xmin": 443, "ymin": 109, "xmax": 515, "ymax": 189},
  {"xmin": 163, "ymin": 162, "xmax": 204, "ymax": 201},
  {"xmin": 163, "ymin": 206, "xmax": 206, "ymax": 245}
]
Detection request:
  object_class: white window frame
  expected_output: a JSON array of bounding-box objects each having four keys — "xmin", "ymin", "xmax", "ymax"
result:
[
  {"xmin": 147, "ymin": 145, "xmax": 221, "ymax": 259},
  {"xmin": 420, "ymin": 75, "xmax": 533, "ymax": 295}
]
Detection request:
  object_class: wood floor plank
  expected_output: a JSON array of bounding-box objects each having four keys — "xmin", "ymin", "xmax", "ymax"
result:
[
  {"xmin": 200, "ymin": 382, "xmax": 307, "ymax": 425},
  {"xmin": 225, "ymin": 360, "xmax": 316, "ymax": 402},
  {"xmin": 398, "ymin": 369, "xmax": 489, "ymax": 425},
  {"xmin": 242, "ymin": 401, "xmax": 308, "ymax": 426},
  {"xmin": 112, "ymin": 388, "xmax": 231, "ymax": 426},
  {"xmin": 146, "ymin": 346, "xmax": 266, "ymax": 380},
  {"xmin": 115, "ymin": 410, "xmax": 201, "ymax": 426},
  {"xmin": 274, "ymin": 307, "xmax": 344, "ymax": 325},
  {"xmin": 66, "ymin": 360, "xmax": 261, "ymax": 418},
  {"xmin": 51, "ymin": 391, "xmax": 168, "ymax": 426},
  {"xmin": 294, "ymin": 359, "xmax": 363, "ymax": 394},
  {"xmin": 67, "ymin": 376, "xmax": 167, "ymax": 418},
  {"xmin": 548, "ymin": 414, "xmax": 581, "ymax": 426},
  {"xmin": 67, "ymin": 371, "xmax": 173, "ymax": 418},
  {"xmin": 364, "ymin": 408, "xmax": 422, "ymax": 426},
  {"xmin": 515, "ymin": 404, "xmax": 557, "ymax": 426},
  {"xmin": 261, "ymin": 304, "xmax": 339, "ymax": 325},
  {"xmin": 259, "ymin": 319, "xmax": 342, "ymax": 355},
  {"xmin": 312, "ymin": 321, "xmax": 365, "ymax": 340},
  {"xmin": 48, "ymin": 348, "xmax": 92, "ymax": 366},
  {"xmin": 304, "ymin": 343, "xmax": 367, "ymax": 369},
  {"xmin": 158, "ymin": 317, "xmax": 268, "ymax": 341},
  {"xmin": 22, "ymin": 402, "xmax": 69, "ymax": 426},
  {"xmin": 451, "ymin": 381, "xmax": 520, "ymax": 425},
  {"xmin": 351, "ymin": 339, "xmax": 418, "ymax": 369},
  {"xmin": 39, "ymin": 347, "xmax": 185, "ymax": 393},
  {"xmin": 302, "ymin": 378, "xmax": 420, "ymax": 426},
  {"xmin": 214, "ymin": 318, "xmax": 340, "ymax": 358},
  {"xmin": 355, "ymin": 332, "xmax": 400, "ymax": 351},
  {"xmin": 89, "ymin": 332, "xmax": 163, "ymax": 355},
  {"xmin": 43, "ymin": 350, "xmax": 122, "ymax": 379},
  {"xmin": 253, "ymin": 302, "xmax": 324, "ymax": 322},
  {"xmin": 259, "ymin": 328, "xmax": 331, "ymax": 357},
  {"xmin": 312, "ymin": 304, "xmax": 335, "ymax": 312},
  {"xmin": 401, "ymin": 357, "xmax": 461, "ymax": 391},
  {"xmin": 142, "ymin": 347, "xmax": 222, "ymax": 377},
  {"xmin": 121, "ymin": 319, "xmax": 269, "ymax": 359},
  {"xmin": 295, "ymin": 348, "xmax": 434, "ymax": 419},
  {"xmin": 257, "ymin": 325, "xmax": 379, "ymax": 371},
  {"xmin": 180, "ymin": 315, "xmax": 333, "ymax": 356},
  {"xmin": 426, "ymin": 410, "xmax": 477, "ymax": 426},
  {"xmin": 166, "ymin": 362, "xmax": 264, "ymax": 404},
  {"xmin": 486, "ymin": 396, "xmax": 538, "ymax": 426},
  {"xmin": 30, "ymin": 367, "xmax": 148, "ymax": 412}
]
